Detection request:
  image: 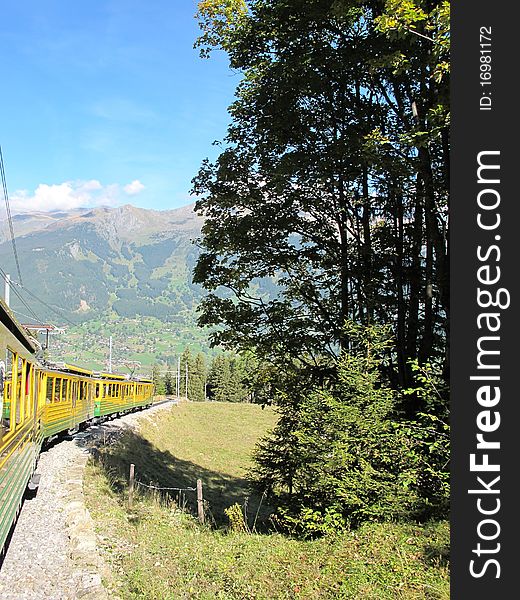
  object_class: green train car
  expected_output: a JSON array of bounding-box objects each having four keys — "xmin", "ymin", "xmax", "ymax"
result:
[{"xmin": 0, "ymin": 299, "xmax": 154, "ymax": 554}]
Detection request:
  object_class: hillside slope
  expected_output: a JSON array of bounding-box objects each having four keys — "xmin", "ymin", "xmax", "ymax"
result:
[
  {"xmin": 0, "ymin": 204, "xmax": 208, "ymax": 371},
  {"xmin": 1, "ymin": 204, "xmax": 204, "ymax": 320}
]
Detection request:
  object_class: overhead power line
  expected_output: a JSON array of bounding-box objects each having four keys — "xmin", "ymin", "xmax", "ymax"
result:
[
  {"xmin": 11, "ymin": 280, "xmax": 77, "ymax": 327},
  {"xmin": 0, "ymin": 145, "xmax": 23, "ymax": 285},
  {"xmin": 1, "ymin": 267, "xmax": 76, "ymax": 329},
  {"xmin": 0, "ymin": 267, "xmax": 42, "ymax": 323},
  {"xmin": 11, "ymin": 308, "xmax": 46, "ymax": 323}
]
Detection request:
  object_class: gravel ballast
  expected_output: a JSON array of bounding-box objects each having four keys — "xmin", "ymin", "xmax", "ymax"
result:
[{"xmin": 0, "ymin": 399, "xmax": 176, "ymax": 600}]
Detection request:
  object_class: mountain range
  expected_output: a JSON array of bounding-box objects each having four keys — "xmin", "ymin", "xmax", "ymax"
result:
[
  {"xmin": 0, "ymin": 204, "xmax": 209, "ymax": 372},
  {"xmin": 1, "ymin": 204, "xmax": 203, "ymax": 318}
]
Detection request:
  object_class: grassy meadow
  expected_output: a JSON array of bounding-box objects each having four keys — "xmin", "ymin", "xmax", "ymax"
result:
[{"xmin": 84, "ymin": 401, "xmax": 450, "ymax": 599}]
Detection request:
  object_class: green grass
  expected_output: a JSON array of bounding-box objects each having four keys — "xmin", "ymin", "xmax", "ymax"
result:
[{"xmin": 84, "ymin": 402, "xmax": 450, "ymax": 599}]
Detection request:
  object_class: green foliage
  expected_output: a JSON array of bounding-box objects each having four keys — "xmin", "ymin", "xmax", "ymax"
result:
[
  {"xmin": 252, "ymin": 324, "xmax": 449, "ymax": 536},
  {"xmin": 205, "ymin": 350, "xmax": 276, "ymax": 404},
  {"xmin": 277, "ymin": 506, "xmax": 348, "ymax": 539},
  {"xmin": 207, "ymin": 353, "xmax": 245, "ymax": 402},
  {"xmin": 152, "ymin": 363, "xmax": 165, "ymax": 394},
  {"xmin": 190, "ymin": 351, "xmax": 208, "ymax": 402},
  {"xmin": 180, "ymin": 347, "xmax": 206, "ymax": 402},
  {"xmin": 224, "ymin": 502, "xmax": 249, "ymax": 533},
  {"xmin": 163, "ymin": 370, "xmax": 174, "ymax": 395},
  {"xmin": 401, "ymin": 360, "xmax": 450, "ymax": 517},
  {"xmin": 193, "ymin": 0, "xmax": 451, "ymax": 393},
  {"xmin": 195, "ymin": 0, "xmax": 248, "ymax": 58}
]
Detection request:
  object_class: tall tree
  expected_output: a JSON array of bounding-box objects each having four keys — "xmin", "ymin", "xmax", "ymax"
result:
[
  {"xmin": 152, "ymin": 363, "xmax": 165, "ymax": 395},
  {"xmin": 193, "ymin": 0, "xmax": 450, "ymax": 402},
  {"xmin": 164, "ymin": 370, "xmax": 174, "ymax": 395},
  {"xmin": 180, "ymin": 348, "xmax": 193, "ymax": 399},
  {"xmin": 190, "ymin": 353, "xmax": 208, "ymax": 402},
  {"xmin": 207, "ymin": 353, "xmax": 251, "ymax": 402}
]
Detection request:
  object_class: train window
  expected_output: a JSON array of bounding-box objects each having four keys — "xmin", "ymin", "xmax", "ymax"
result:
[
  {"xmin": 46, "ymin": 377, "xmax": 53, "ymax": 404},
  {"xmin": 38, "ymin": 372, "xmax": 47, "ymax": 408},
  {"xmin": 55, "ymin": 379, "xmax": 62, "ymax": 402},
  {"xmin": 1, "ymin": 349, "xmax": 15, "ymax": 432},
  {"xmin": 24, "ymin": 364, "xmax": 33, "ymax": 419},
  {"xmin": 71, "ymin": 381, "xmax": 77, "ymax": 408},
  {"xmin": 16, "ymin": 357, "xmax": 24, "ymax": 425}
]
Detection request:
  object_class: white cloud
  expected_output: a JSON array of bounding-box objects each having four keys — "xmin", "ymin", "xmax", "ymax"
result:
[
  {"xmin": 10, "ymin": 179, "xmax": 131, "ymax": 213},
  {"xmin": 123, "ymin": 179, "xmax": 145, "ymax": 196},
  {"xmin": 80, "ymin": 179, "xmax": 103, "ymax": 191}
]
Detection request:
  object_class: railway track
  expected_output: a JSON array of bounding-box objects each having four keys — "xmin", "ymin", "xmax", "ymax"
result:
[{"xmin": 0, "ymin": 399, "xmax": 176, "ymax": 599}]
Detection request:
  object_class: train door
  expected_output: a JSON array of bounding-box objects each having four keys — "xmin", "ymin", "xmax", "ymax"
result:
[
  {"xmin": 15, "ymin": 356, "xmax": 25, "ymax": 427},
  {"xmin": 25, "ymin": 362, "xmax": 34, "ymax": 426},
  {"xmin": 35, "ymin": 371, "xmax": 46, "ymax": 443},
  {"xmin": 86, "ymin": 381, "xmax": 93, "ymax": 419},
  {"xmin": 71, "ymin": 379, "xmax": 79, "ymax": 430}
]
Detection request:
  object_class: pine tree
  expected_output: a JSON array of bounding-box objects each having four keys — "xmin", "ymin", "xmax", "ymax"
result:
[
  {"xmin": 164, "ymin": 371, "xmax": 174, "ymax": 395},
  {"xmin": 189, "ymin": 353, "xmax": 207, "ymax": 402},
  {"xmin": 207, "ymin": 353, "xmax": 248, "ymax": 402},
  {"xmin": 180, "ymin": 348, "xmax": 193, "ymax": 399},
  {"xmin": 152, "ymin": 363, "xmax": 165, "ymax": 395}
]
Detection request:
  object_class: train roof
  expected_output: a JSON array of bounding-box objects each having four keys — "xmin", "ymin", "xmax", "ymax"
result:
[
  {"xmin": 0, "ymin": 298, "xmax": 38, "ymax": 354},
  {"xmin": 95, "ymin": 371, "xmax": 128, "ymax": 380},
  {"xmin": 47, "ymin": 362, "xmax": 94, "ymax": 376}
]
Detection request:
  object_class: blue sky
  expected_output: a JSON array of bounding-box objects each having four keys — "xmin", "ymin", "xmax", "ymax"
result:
[{"xmin": 0, "ymin": 0, "xmax": 239, "ymax": 213}]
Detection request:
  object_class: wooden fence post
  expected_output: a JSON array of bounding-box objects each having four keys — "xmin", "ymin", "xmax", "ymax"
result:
[
  {"xmin": 197, "ymin": 479, "xmax": 204, "ymax": 524},
  {"xmin": 129, "ymin": 463, "xmax": 135, "ymax": 508}
]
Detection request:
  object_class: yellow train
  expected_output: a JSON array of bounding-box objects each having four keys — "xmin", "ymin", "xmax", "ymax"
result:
[{"xmin": 0, "ymin": 298, "xmax": 154, "ymax": 553}]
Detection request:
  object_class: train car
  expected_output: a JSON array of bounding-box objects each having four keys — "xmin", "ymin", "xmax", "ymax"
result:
[
  {"xmin": 0, "ymin": 298, "xmax": 42, "ymax": 553},
  {"xmin": 0, "ymin": 302, "xmax": 156, "ymax": 554},
  {"xmin": 93, "ymin": 371, "xmax": 154, "ymax": 418},
  {"xmin": 40, "ymin": 363, "xmax": 97, "ymax": 438}
]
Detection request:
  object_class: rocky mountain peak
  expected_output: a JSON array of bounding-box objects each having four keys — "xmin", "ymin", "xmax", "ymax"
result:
[{"xmin": 1, "ymin": 203, "xmax": 203, "ymax": 245}]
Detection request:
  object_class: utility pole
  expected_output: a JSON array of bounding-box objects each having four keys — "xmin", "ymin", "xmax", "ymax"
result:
[
  {"xmin": 177, "ymin": 356, "xmax": 181, "ymax": 400},
  {"xmin": 174, "ymin": 358, "xmax": 178, "ymax": 398},
  {"xmin": 4, "ymin": 273, "xmax": 10, "ymax": 307},
  {"xmin": 108, "ymin": 336, "xmax": 112, "ymax": 373}
]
